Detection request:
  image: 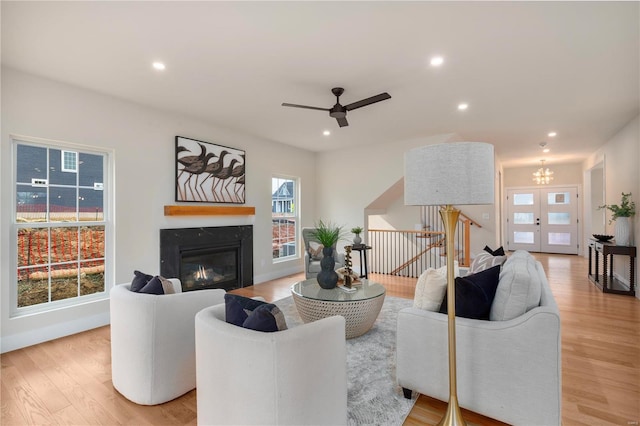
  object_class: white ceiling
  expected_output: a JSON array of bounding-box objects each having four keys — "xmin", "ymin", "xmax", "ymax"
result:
[{"xmin": 2, "ymin": 1, "xmax": 638, "ymax": 167}]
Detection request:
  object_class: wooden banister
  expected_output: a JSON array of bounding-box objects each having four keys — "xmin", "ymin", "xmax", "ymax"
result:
[{"xmin": 458, "ymin": 211, "xmax": 482, "ymax": 228}]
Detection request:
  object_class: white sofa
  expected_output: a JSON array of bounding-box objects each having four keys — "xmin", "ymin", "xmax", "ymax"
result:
[
  {"xmin": 110, "ymin": 280, "xmax": 226, "ymax": 405},
  {"xmin": 396, "ymin": 251, "xmax": 561, "ymax": 425},
  {"xmin": 195, "ymin": 303, "xmax": 348, "ymax": 425}
]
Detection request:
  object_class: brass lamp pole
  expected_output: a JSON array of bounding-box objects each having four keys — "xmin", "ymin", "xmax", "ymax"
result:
[{"xmin": 438, "ymin": 204, "xmax": 465, "ymax": 426}]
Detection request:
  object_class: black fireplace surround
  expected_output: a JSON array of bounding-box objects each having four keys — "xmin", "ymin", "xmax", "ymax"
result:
[{"xmin": 160, "ymin": 226, "xmax": 253, "ymax": 291}]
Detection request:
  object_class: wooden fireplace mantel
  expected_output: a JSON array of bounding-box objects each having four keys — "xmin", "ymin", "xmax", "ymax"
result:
[{"xmin": 164, "ymin": 205, "xmax": 256, "ymax": 216}]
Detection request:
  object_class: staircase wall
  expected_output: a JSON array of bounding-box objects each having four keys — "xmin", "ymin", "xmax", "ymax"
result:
[{"xmin": 316, "ymin": 134, "xmax": 500, "ymax": 257}]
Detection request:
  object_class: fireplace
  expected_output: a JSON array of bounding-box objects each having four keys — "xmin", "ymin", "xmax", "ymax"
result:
[{"xmin": 160, "ymin": 226, "xmax": 253, "ymax": 291}]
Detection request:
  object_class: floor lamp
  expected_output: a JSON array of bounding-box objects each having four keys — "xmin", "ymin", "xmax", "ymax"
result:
[{"xmin": 404, "ymin": 142, "xmax": 495, "ymax": 426}]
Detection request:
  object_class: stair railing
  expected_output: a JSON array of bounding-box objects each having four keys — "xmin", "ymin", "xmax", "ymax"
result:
[{"xmin": 368, "ymin": 206, "xmax": 480, "ymax": 277}]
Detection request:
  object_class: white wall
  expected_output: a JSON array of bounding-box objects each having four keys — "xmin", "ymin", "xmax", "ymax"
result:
[
  {"xmin": 316, "ymin": 136, "xmax": 501, "ymax": 260},
  {"xmin": 1, "ymin": 67, "xmax": 317, "ymax": 352},
  {"xmin": 316, "ymin": 134, "xmax": 457, "ymax": 235},
  {"xmin": 503, "ymin": 162, "xmax": 584, "ymax": 187},
  {"xmin": 369, "ymin": 192, "xmax": 421, "ymax": 231},
  {"xmin": 583, "ymin": 114, "xmax": 639, "ymax": 298}
]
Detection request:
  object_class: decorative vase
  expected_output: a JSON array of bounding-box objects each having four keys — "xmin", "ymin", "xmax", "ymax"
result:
[
  {"xmin": 316, "ymin": 246, "xmax": 338, "ymax": 289},
  {"xmin": 353, "ymin": 235, "xmax": 362, "ymax": 245},
  {"xmin": 614, "ymin": 217, "xmax": 631, "ymax": 246}
]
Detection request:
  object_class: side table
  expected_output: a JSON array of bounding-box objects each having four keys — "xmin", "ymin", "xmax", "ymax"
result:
[
  {"xmin": 350, "ymin": 244, "xmax": 372, "ymax": 278},
  {"xmin": 588, "ymin": 238, "xmax": 636, "ymax": 296}
]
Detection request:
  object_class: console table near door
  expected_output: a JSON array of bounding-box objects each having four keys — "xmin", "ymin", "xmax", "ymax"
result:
[{"xmin": 588, "ymin": 238, "xmax": 636, "ymax": 296}]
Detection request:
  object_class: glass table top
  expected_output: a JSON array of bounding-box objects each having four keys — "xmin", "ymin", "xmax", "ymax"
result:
[{"xmin": 291, "ymin": 278, "xmax": 385, "ymax": 302}]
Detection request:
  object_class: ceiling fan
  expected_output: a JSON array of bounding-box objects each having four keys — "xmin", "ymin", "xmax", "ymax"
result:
[{"xmin": 282, "ymin": 87, "xmax": 391, "ymax": 128}]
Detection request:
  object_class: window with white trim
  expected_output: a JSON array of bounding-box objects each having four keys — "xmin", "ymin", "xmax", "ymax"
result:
[
  {"xmin": 271, "ymin": 176, "xmax": 298, "ymax": 260},
  {"xmin": 13, "ymin": 138, "xmax": 109, "ymax": 314}
]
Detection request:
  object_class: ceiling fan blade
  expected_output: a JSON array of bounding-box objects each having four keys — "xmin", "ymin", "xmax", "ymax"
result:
[
  {"xmin": 344, "ymin": 92, "xmax": 391, "ymax": 111},
  {"xmin": 281, "ymin": 103, "xmax": 330, "ymax": 112},
  {"xmin": 337, "ymin": 117, "xmax": 349, "ymax": 127}
]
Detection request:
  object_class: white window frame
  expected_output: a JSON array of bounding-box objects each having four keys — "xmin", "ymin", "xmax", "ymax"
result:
[
  {"xmin": 271, "ymin": 175, "xmax": 299, "ymax": 263},
  {"xmin": 11, "ymin": 135, "xmax": 113, "ymax": 317}
]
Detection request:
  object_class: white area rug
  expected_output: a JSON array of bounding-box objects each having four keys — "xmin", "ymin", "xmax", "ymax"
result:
[{"xmin": 274, "ymin": 295, "xmax": 417, "ymax": 426}]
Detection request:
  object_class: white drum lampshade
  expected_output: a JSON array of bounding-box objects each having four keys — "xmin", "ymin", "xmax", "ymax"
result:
[{"xmin": 404, "ymin": 142, "xmax": 494, "ymax": 206}]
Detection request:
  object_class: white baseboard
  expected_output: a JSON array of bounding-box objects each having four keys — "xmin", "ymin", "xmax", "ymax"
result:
[
  {"xmin": 254, "ymin": 265, "xmax": 303, "ymax": 285},
  {"xmin": 1, "ymin": 312, "xmax": 110, "ymax": 353},
  {"xmin": 612, "ymin": 271, "xmax": 631, "ymax": 286}
]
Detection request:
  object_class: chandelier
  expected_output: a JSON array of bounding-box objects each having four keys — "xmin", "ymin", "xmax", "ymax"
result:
[{"xmin": 533, "ymin": 160, "xmax": 554, "ymax": 184}]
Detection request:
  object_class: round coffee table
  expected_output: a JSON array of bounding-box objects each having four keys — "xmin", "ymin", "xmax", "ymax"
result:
[{"xmin": 291, "ymin": 278, "xmax": 386, "ymax": 339}]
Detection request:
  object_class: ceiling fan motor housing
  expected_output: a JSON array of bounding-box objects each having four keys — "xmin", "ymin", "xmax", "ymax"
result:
[{"xmin": 330, "ymin": 104, "xmax": 347, "ymax": 118}]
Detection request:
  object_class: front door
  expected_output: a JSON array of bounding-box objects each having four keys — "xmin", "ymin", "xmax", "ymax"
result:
[{"xmin": 506, "ymin": 186, "xmax": 579, "ymax": 254}]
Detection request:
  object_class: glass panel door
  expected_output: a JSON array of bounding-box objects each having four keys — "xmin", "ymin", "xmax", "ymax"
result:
[
  {"xmin": 506, "ymin": 186, "xmax": 578, "ymax": 254},
  {"xmin": 540, "ymin": 187, "xmax": 578, "ymax": 254},
  {"xmin": 507, "ymin": 189, "xmax": 541, "ymax": 252}
]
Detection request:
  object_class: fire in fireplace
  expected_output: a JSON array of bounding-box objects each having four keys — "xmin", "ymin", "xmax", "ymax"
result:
[
  {"xmin": 160, "ymin": 226, "xmax": 253, "ymax": 291},
  {"xmin": 180, "ymin": 247, "xmax": 238, "ymax": 290}
]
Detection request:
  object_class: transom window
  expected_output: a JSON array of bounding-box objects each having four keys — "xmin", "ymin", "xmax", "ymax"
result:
[
  {"xmin": 61, "ymin": 150, "xmax": 78, "ymax": 172},
  {"xmin": 272, "ymin": 176, "xmax": 298, "ymax": 261},
  {"xmin": 13, "ymin": 138, "xmax": 110, "ymax": 314}
]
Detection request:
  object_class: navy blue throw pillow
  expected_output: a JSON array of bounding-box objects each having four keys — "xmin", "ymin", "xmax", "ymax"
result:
[
  {"xmin": 224, "ymin": 294, "xmax": 287, "ymax": 331},
  {"xmin": 483, "ymin": 245, "xmax": 505, "ymax": 256},
  {"xmin": 138, "ymin": 276, "xmax": 165, "ymax": 295},
  {"xmin": 131, "ymin": 270, "xmax": 153, "ymax": 292},
  {"xmin": 224, "ymin": 293, "xmax": 268, "ymax": 326},
  {"xmin": 439, "ymin": 265, "xmax": 501, "ymax": 320},
  {"xmin": 242, "ymin": 304, "xmax": 285, "ymax": 332}
]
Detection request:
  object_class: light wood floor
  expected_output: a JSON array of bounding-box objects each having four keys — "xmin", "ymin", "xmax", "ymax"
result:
[{"xmin": 1, "ymin": 253, "xmax": 639, "ymax": 425}]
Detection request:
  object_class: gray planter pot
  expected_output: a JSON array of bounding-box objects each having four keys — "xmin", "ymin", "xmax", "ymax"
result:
[{"xmin": 316, "ymin": 246, "xmax": 338, "ymax": 289}]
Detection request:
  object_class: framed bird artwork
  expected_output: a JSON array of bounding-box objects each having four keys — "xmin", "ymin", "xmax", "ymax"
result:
[{"xmin": 175, "ymin": 136, "xmax": 246, "ymax": 203}]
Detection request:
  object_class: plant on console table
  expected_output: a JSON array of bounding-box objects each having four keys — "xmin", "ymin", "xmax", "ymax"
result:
[
  {"xmin": 310, "ymin": 220, "xmax": 347, "ymax": 289},
  {"xmin": 599, "ymin": 192, "xmax": 636, "ymax": 246}
]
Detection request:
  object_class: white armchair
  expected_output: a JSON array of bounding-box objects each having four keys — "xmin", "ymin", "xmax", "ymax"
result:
[
  {"xmin": 195, "ymin": 303, "xmax": 348, "ymax": 425},
  {"xmin": 110, "ymin": 281, "xmax": 226, "ymax": 405}
]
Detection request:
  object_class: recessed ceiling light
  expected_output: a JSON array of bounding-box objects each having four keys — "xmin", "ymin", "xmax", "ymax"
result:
[
  {"xmin": 430, "ymin": 56, "xmax": 444, "ymax": 67},
  {"xmin": 548, "ymin": 132, "xmax": 557, "ymax": 137},
  {"xmin": 152, "ymin": 62, "xmax": 166, "ymax": 71},
  {"xmin": 543, "ymin": 148, "xmax": 550, "ymax": 153},
  {"xmin": 323, "ymin": 130, "xmax": 331, "ymax": 136},
  {"xmin": 457, "ymin": 103, "xmax": 468, "ymax": 111}
]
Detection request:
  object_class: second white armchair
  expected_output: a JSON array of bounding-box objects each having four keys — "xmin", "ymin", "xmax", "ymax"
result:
[{"xmin": 195, "ymin": 303, "xmax": 348, "ymax": 425}]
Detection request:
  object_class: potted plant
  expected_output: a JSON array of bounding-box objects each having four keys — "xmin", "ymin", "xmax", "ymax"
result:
[
  {"xmin": 351, "ymin": 226, "xmax": 364, "ymax": 246},
  {"xmin": 599, "ymin": 192, "xmax": 635, "ymax": 246},
  {"xmin": 310, "ymin": 220, "xmax": 347, "ymax": 289}
]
